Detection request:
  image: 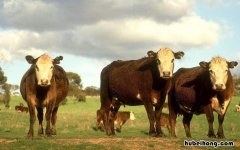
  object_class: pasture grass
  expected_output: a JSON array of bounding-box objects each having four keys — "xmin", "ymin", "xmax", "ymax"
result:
[{"xmin": 0, "ymin": 96, "xmax": 240, "ymax": 149}]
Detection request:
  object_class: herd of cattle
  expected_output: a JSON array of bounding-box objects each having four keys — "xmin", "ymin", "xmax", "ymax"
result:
[{"xmin": 18, "ymin": 48, "xmax": 239, "ymax": 139}]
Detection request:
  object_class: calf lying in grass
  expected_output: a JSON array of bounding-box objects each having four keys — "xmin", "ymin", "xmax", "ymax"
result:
[
  {"xmin": 235, "ymin": 104, "xmax": 240, "ymax": 112},
  {"xmin": 15, "ymin": 103, "xmax": 28, "ymax": 113},
  {"xmin": 96, "ymin": 109, "xmax": 135, "ymax": 132}
]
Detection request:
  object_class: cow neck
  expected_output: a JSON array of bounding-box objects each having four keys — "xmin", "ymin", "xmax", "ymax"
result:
[
  {"xmin": 151, "ymin": 60, "xmax": 171, "ymax": 90},
  {"xmin": 215, "ymin": 71, "xmax": 233, "ymax": 105},
  {"xmin": 199, "ymin": 70, "xmax": 231, "ymax": 106},
  {"xmin": 35, "ymin": 84, "xmax": 50, "ymax": 100}
]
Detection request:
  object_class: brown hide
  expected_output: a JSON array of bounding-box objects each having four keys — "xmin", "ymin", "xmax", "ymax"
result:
[
  {"xmin": 20, "ymin": 56, "xmax": 68, "ymax": 139},
  {"xmin": 171, "ymin": 67, "xmax": 233, "ymax": 114},
  {"xmin": 169, "ymin": 66, "xmax": 234, "ymax": 138},
  {"xmin": 20, "ymin": 65, "xmax": 68, "ymax": 106},
  {"xmin": 100, "ymin": 57, "xmax": 172, "ymax": 136}
]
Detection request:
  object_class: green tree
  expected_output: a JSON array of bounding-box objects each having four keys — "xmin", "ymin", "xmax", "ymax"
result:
[
  {"xmin": 85, "ymin": 86, "xmax": 100, "ymax": 96},
  {"xmin": 67, "ymin": 72, "xmax": 83, "ymax": 89},
  {"xmin": 233, "ymin": 75, "xmax": 240, "ymax": 96},
  {"xmin": 0, "ymin": 67, "xmax": 10, "ymax": 108},
  {"xmin": 66, "ymin": 72, "xmax": 85, "ymax": 102}
]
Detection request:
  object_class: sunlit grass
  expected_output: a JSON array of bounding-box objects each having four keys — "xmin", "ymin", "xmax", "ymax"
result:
[{"xmin": 0, "ymin": 96, "xmax": 239, "ymax": 149}]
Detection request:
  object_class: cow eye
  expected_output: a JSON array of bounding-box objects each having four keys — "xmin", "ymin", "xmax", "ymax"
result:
[
  {"xmin": 209, "ymin": 70, "xmax": 214, "ymax": 74},
  {"xmin": 35, "ymin": 65, "xmax": 39, "ymax": 71},
  {"xmin": 225, "ymin": 69, "xmax": 228, "ymax": 72},
  {"xmin": 50, "ymin": 66, "xmax": 53, "ymax": 69},
  {"xmin": 171, "ymin": 59, "xmax": 174, "ymax": 63},
  {"xmin": 156, "ymin": 59, "xmax": 161, "ymax": 64}
]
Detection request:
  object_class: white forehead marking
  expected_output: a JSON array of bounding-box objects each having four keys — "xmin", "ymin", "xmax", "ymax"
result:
[
  {"xmin": 209, "ymin": 56, "xmax": 228, "ymax": 70},
  {"xmin": 36, "ymin": 54, "xmax": 52, "ymax": 65},
  {"xmin": 157, "ymin": 48, "xmax": 174, "ymax": 59},
  {"xmin": 211, "ymin": 96, "xmax": 230, "ymax": 115}
]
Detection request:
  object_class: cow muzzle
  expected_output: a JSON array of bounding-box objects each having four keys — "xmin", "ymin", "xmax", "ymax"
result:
[
  {"xmin": 214, "ymin": 83, "xmax": 225, "ymax": 91},
  {"xmin": 39, "ymin": 79, "xmax": 50, "ymax": 86},
  {"xmin": 162, "ymin": 71, "xmax": 171, "ymax": 79}
]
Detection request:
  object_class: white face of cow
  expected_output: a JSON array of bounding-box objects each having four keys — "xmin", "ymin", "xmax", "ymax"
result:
[
  {"xmin": 148, "ymin": 48, "xmax": 184, "ymax": 79},
  {"xmin": 35, "ymin": 54, "xmax": 53, "ymax": 86},
  {"xmin": 25, "ymin": 54, "xmax": 63, "ymax": 87},
  {"xmin": 200, "ymin": 56, "xmax": 238, "ymax": 91}
]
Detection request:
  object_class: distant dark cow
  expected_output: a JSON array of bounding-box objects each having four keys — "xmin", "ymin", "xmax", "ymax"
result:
[
  {"xmin": 15, "ymin": 103, "xmax": 28, "ymax": 113},
  {"xmin": 96, "ymin": 109, "xmax": 135, "ymax": 132},
  {"xmin": 20, "ymin": 54, "xmax": 69, "ymax": 139},
  {"xmin": 168, "ymin": 56, "xmax": 237, "ymax": 138},
  {"xmin": 100, "ymin": 48, "xmax": 184, "ymax": 136}
]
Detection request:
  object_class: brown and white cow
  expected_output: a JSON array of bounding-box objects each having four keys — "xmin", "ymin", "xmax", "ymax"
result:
[
  {"xmin": 168, "ymin": 56, "xmax": 237, "ymax": 138},
  {"xmin": 100, "ymin": 48, "xmax": 184, "ymax": 136},
  {"xmin": 20, "ymin": 54, "xmax": 69, "ymax": 139}
]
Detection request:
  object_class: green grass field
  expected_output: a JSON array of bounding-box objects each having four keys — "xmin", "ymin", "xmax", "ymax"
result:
[{"xmin": 0, "ymin": 96, "xmax": 240, "ymax": 149}]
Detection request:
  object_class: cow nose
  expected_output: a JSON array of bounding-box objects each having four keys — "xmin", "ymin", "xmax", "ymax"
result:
[
  {"xmin": 215, "ymin": 84, "xmax": 224, "ymax": 90},
  {"xmin": 41, "ymin": 79, "xmax": 49, "ymax": 85},
  {"xmin": 163, "ymin": 71, "xmax": 170, "ymax": 77}
]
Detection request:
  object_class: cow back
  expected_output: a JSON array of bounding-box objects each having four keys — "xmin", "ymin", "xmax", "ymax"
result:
[{"xmin": 106, "ymin": 58, "xmax": 156, "ymax": 105}]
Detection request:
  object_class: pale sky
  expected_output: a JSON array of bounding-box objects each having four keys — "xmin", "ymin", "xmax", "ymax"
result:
[{"xmin": 0, "ymin": 0, "xmax": 240, "ymax": 88}]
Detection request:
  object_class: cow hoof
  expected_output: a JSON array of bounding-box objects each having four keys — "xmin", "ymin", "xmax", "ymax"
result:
[
  {"xmin": 51, "ymin": 128, "xmax": 57, "ymax": 135},
  {"xmin": 46, "ymin": 133, "xmax": 52, "ymax": 137},
  {"xmin": 27, "ymin": 134, "xmax": 33, "ymax": 140},
  {"xmin": 38, "ymin": 133, "xmax": 44, "ymax": 137},
  {"xmin": 156, "ymin": 133, "xmax": 165, "ymax": 137},
  {"xmin": 149, "ymin": 132, "xmax": 156, "ymax": 137},
  {"xmin": 38, "ymin": 129, "xmax": 44, "ymax": 136},
  {"xmin": 208, "ymin": 134, "xmax": 216, "ymax": 138},
  {"xmin": 116, "ymin": 128, "xmax": 121, "ymax": 133},
  {"xmin": 217, "ymin": 134, "xmax": 225, "ymax": 139}
]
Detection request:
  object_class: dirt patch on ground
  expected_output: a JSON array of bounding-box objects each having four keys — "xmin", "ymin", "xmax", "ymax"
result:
[
  {"xmin": 0, "ymin": 139, "xmax": 17, "ymax": 144},
  {"xmin": 50, "ymin": 137, "xmax": 196, "ymax": 150}
]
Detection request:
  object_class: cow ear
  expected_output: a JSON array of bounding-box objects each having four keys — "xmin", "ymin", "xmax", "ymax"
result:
[
  {"xmin": 228, "ymin": 61, "xmax": 238, "ymax": 68},
  {"xmin": 199, "ymin": 61, "xmax": 209, "ymax": 68},
  {"xmin": 53, "ymin": 56, "xmax": 63, "ymax": 64},
  {"xmin": 147, "ymin": 51, "xmax": 156, "ymax": 58},
  {"xmin": 174, "ymin": 51, "xmax": 184, "ymax": 59},
  {"xmin": 25, "ymin": 55, "xmax": 36, "ymax": 64}
]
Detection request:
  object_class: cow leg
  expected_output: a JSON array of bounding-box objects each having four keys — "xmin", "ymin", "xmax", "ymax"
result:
[
  {"xmin": 27, "ymin": 102, "xmax": 36, "ymax": 139},
  {"xmin": 155, "ymin": 94, "xmax": 166, "ymax": 137},
  {"xmin": 168, "ymin": 96, "xmax": 177, "ymax": 137},
  {"xmin": 36, "ymin": 107, "xmax": 44, "ymax": 136},
  {"xmin": 182, "ymin": 113, "xmax": 193, "ymax": 138},
  {"xmin": 45, "ymin": 105, "xmax": 53, "ymax": 137},
  {"xmin": 204, "ymin": 106, "xmax": 216, "ymax": 138},
  {"xmin": 51, "ymin": 106, "xmax": 59, "ymax": 135},
  {"xmin": 144, "ymin": 102, "xmax": 155, "ymax": 136},
  {"xmin": 102, "ymin": 108, "xmax": 114, "ymax": 136},
  {"xmin": 106, "ymin": 109, "xmax": 116, "ymax": 136},
  {"xmin": 217, "ymin": 114, "xmax": 225, "ymax": 139}
]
